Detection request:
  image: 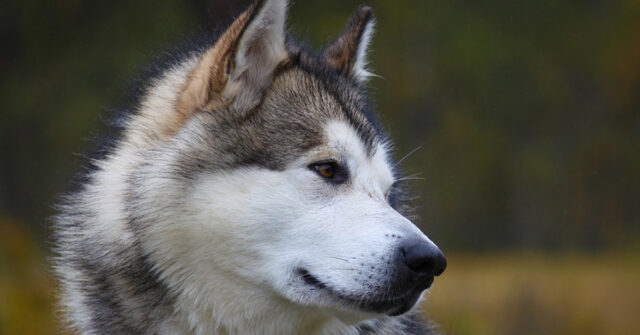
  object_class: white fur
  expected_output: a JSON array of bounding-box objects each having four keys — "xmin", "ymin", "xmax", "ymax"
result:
[
  {"xmin": 132, "ymin": 119, "xmax": 431, "ymax": 334},
  {"xmin": 352, "ymin": 18, "xmax": 377, "ymax": 82}
]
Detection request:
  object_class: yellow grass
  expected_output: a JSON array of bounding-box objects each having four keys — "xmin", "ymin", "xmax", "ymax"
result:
[
  {"xmin": 423, "ymin": 252, "xmax": 640, "ymax": 335},
  {"xmin": 0, "ymin": 220, "xmax": 58, "ymax": 335}
]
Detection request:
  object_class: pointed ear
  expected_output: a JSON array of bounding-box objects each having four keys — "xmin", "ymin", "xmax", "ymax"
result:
[
  {"xmin": 177, "ymin": 0, "xmax": 288, "ymax": 119},
  {"xmin": 321, "ymin": 6, "xmax": 375, "ymax": 84}
]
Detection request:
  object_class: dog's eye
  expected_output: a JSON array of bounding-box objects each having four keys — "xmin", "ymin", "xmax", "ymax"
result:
[
  {"xmin": 309, "ymin": 161, "xmax": 348, "ymax": 184},
  {"xmin": 315, "ymin": 163, "xmax": 335, "ymax": 178}
]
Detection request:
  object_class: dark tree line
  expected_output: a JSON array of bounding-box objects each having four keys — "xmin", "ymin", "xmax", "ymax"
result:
[{"xmin": 1, "ymin": 0, "xmax": 638, "ymax": 251}]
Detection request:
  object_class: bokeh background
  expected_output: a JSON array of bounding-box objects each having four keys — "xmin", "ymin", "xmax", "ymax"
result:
[{"xmin": 1, "ymin": 0, "xmax": 639, "ymax": 334}]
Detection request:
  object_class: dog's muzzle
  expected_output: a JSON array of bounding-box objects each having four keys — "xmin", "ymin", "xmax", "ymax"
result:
[{"xmin": 297, "ymin": 236, "xmax": 446, "ymax": 316}]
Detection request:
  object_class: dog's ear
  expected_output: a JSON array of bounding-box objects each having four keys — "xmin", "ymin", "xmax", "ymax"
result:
[
  {"xmin": 177, "ymin": 0, "xmax": 288, "ymax": 119},
  {"xmin": 321, "ymin": 6, "xmax": 375, "ymax": 84}
]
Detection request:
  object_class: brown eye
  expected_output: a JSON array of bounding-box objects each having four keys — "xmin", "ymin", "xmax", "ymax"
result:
[
  {"xmin": 315, "ymin": 163, "xmax": 335, "ymax": 179},
  {"xmin": 309, "ymin": 161, "xmax": 348, "ymax": 184}
]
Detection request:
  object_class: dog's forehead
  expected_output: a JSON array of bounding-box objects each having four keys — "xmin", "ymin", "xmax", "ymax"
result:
[
  {"xmin": 262, "ymin": 65, "xmax": 379, "ymax": 152},
  {"xmin": 195, "ymin": 63, "xmax": 384, "ymax": 171}
]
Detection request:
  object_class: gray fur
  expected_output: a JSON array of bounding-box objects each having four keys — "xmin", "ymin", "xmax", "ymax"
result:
[{"xmin": 52, "ymin": 1, "xmax": 442, "ymax": 334}]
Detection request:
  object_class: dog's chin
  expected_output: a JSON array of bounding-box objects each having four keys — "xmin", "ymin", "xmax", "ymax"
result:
[{"xmin": 296, "ymin": 268, "xmax": 431, "ymax": 317}]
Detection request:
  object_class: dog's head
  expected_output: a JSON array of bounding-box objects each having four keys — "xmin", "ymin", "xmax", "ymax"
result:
[{"xmin": 132, "ymin": 0, "xmax": 445, "ymax": 322}]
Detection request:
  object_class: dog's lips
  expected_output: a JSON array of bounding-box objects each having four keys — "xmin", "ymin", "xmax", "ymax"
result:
[{"xmin": 296, "ymin": 267, "xmax": 431, "ymax": 316}]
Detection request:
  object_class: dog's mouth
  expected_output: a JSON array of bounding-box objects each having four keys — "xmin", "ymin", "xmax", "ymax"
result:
[{"xmin": 296, "ymin": 268, "xmax": 431, "ymax": 316}]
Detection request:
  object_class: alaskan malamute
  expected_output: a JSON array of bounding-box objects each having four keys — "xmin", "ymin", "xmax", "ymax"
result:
[{"xmin": 53, "ymin": 0, "xmax": 447, "ymax": 334}]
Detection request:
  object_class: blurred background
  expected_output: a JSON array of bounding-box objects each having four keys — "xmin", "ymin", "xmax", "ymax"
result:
[{"xmin": 1, "ymin": 0, "xmax": 639, "ymax": 334}]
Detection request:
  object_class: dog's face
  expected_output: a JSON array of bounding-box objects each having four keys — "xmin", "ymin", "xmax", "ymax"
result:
[{"xmin": 134, "ymin": 0, "xmax": 445, "ymax": 322}]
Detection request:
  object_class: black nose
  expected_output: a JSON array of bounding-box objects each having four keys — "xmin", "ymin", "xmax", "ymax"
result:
[{"xmin": 401, "ymin": 238, "xmax": 447, "ymax": 277}]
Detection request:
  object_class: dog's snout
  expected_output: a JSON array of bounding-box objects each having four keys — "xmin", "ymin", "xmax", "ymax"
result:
[{"xmin": 401, "ymin": 238, "xmax": 447, "ymax": 277}]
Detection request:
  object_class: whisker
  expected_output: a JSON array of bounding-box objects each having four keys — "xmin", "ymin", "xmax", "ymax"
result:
[
  {"xmin": 394, "ymin": 175, "xmax": 425, "ymax": 182},
  {"xmin": 329, "ymin": 256, "xmax": 351, "ymax": 263},
  {"xmin": 393, "ymin": 145, "xmax": 423, "ymax": 168}
]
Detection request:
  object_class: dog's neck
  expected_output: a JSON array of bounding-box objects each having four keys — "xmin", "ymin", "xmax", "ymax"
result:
[
  {"xmin": 173, "ymin": 312, "xmax": 358, "ymax": 335},
  {"xmin": 154, "ymin": 269, "xmax": 366, "ymax": 335}
]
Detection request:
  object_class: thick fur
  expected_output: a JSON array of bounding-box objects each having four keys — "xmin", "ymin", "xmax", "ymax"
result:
[{"xmin": 53, "ymin": 1, "xmax": 443, "ymax": 334}]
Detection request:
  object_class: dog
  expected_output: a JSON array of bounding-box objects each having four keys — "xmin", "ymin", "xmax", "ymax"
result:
[{"xmin": 53, "ymin": 0, "xmax": 446, "ymax": 334}]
